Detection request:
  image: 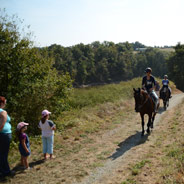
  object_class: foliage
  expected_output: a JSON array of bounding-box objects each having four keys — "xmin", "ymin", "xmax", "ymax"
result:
[
  {"xmin": 0, "ymin": 10, "xmax": 72, "ymax": 135},
  {"xmin": 43, "ymin": 42, "xmax": 170, "ymax": 86},
  {"xmin": 167, "ymin": 43, "xmax": 184, "ymax": 91}
]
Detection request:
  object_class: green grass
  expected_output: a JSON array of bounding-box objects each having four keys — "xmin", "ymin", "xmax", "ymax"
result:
[
  {"xmin": 68, "ymin": 78, "xmax": 141, "ymax": 109},
  {"xmin": 56, "ymin": 78, "xmax": 142, "ymax": 131},
  {"xmin": 131, "ymin": 160, "xmax": 150, "ymax": 176}
]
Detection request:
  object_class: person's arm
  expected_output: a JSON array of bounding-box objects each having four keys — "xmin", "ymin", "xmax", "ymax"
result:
[
  {"xmin": 48, "ymin": 120, "xmax": 56, "ymax": 130},
  {"xmin": 0, "ymin": 111, "xmax": 7, "ymax": 131},
  {"xmin": 142, "ymin": 77, "xmax": 146, "ymax": 90},
  {"xmin": 51, "ymin": 125, "xmax": 56, "ymax": 130},
  {"xmin": 21, "ymin": 138, "xmax": 29, "ymax": 153},
  {"xmin": 38, "ymin": 122, "xmax": 41, "ymax": 129},
  {"xmin": 151, "ymin": 77, "xmax": 156, "ymax": 91}
]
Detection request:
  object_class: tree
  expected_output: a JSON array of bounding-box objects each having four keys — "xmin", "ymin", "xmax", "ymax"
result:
[
  {"xmin": 0, "ymin": 10, "xmax": 72, "ymax": 135},
  {"xmin": 167, "ymin": 43, "xmax": 184, "ymax": 91}
]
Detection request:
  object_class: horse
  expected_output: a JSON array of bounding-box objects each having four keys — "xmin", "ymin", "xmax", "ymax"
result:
[
  {"xmin": 160, "ymin": 87, "xmax": 169, "ymax": 110},
  {"xmin": 133, "ymin": 88, "xmax": 159, "ymax": 136}
]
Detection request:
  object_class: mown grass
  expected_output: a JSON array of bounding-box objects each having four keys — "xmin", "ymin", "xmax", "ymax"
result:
[{"xmin": 131, "ymin": 160, "xmax": 151, "ymax": 176}]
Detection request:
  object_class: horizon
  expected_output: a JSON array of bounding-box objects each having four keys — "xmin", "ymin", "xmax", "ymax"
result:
[{"xmin": 1, "ymin": 0, "xmax": 184, "ymax": 48}]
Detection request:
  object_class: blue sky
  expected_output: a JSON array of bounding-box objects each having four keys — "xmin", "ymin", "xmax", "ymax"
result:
[{"xmin": 1, "ymin": 0, "xmax": 184, "ymax": 47}]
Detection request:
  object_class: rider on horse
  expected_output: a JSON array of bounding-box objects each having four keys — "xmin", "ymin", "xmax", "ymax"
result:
[
  {"xmin": 142, "ymin": 67, "xmax": 159, "ymax": 113},
  {"xmin": 159, "ymin": 75, "xmax": 172, "ymax": 99}
]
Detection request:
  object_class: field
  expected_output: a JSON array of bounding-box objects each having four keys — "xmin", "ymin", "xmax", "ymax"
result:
[{"xmin": 2, "ymin": 78, "xmax": 184, "ymax": 184}]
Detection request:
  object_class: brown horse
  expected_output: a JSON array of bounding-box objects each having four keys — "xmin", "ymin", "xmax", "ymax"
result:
[
  {"xmin": 160, "ymin": 87, "xmax": 170, "ymax": 110},
  {"xmin": 133, "ymin": 88, "xmax": 159, "ymax": 136}
]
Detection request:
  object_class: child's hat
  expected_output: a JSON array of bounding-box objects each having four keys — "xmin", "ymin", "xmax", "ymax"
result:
[
  {"xmin": 42, "ymin": 109, "xmax": 51, "ymax": 117},
  {"xmin": 17, "ymin": 122, "xmax": 29, "ymax": 130}
]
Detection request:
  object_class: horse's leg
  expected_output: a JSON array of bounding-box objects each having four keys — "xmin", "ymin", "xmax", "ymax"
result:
[
  {"xmin": 151, "ymin": 112, "xmax": 156, "ymax": 128},
  {"xmin": 147, "ymin": 114, "xmax": 151, "ymax": 134},
  {"xmin": 141, "ymin": 113, "xmax": 145, "ymax": 136}
]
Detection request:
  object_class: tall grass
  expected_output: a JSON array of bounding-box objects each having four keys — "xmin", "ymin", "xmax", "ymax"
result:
[
  {"xmin": 68, "ymin": 78, "xmax": 142, "ymax": 109},
  {"xmin": 56, "ymin": 77, "xmax": 176, "ymax": 131},
  {"xmin": 68, "ymin": 77, "xmax": 176, "ymax": 109}
]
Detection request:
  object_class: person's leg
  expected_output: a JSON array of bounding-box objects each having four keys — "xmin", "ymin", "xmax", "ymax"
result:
[
  {"xmin": 21, "ymin": 155, "xmax": 24, "ymax": 166},
  {"xmin": 42, "ymin": 136, "xmax": 47, "ymax": 159},
  {"xmin": 169, "ymin": 87, "xmax": 172, "ymax": 98},
  {"xmin": 159, "ymin": 87, "xmax": 163, "ymax": 98},
  {"xmin": 47, "ymin": 135, "xmax": 54, "ymax": 158},
  {"xmin": 0, "ymin": 133, "xmax": 12, "ymax": 176},
  {"xmin": 24, "ymin": 156, "xmax": 29, "ymax": 169},
  {"xmin": 152, "ymin": 91, "xmax": 159, "ymax": 112}
]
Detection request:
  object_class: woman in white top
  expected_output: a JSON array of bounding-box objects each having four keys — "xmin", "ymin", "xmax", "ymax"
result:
[{"xmin": 38, "ymin": 110, "xmax": 56, "ymax": 160}]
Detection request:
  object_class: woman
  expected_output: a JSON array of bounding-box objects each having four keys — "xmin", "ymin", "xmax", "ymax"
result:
[
  {"xmin": 142, "ymin": 67, "xmax": 159, "ymax": 112},
  {"xmin": 0, "ymin": 96, "xmax": 13, "ymax": 177},
  {"xmin": 159, "ymin": 75, "xmax": 172, "ymax": 98}
]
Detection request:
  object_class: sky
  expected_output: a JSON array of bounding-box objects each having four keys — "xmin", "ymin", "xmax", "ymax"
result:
[{"xmin": 1, "ymin": 0, "xmax": 184, "ymax": 47}]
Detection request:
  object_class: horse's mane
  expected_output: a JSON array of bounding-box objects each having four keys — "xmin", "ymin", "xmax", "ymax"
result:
[
  {"xmin": 141, "ymin": 89, "xmax": 148, "ymax": 97},
  {"xmin": 140, "ymin": 89, "xmax": 150, "ymax": 102}
]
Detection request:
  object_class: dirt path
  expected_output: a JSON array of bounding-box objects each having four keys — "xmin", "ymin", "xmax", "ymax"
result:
[{"xmin": 76, "ymin": 93, "xmax": 184, "ymax": 184}]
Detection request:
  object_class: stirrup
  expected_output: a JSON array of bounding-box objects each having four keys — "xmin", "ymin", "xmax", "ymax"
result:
[{"xmin": 154, "ymin": 109, "xmax": 158, "ymax": 113}]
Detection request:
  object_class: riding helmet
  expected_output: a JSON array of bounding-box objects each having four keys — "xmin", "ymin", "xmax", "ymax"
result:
[
  {"xmin": 164, "ymin": 75, "xmax": 168, "ymax": 78},
  {"xmin": 145, "ymin": 67, "xmax": 152, "ymax": 73}
]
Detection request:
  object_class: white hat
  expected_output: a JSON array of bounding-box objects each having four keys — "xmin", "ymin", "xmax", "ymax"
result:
[
  {"xmin": 17, "ymin": 122, "xmax": 29, "ymax": 130},
  {"xmin": 42, "ymin": 110, "xmax": 51, "ymax": 117}
]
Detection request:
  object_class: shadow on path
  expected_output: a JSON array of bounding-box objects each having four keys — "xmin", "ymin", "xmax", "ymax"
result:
[
  {"xmin": 0, "ymin": 159, "xmax": 45, "ymax": 182},
  {"xmin": 109, "ymin": 131, "xmax": 149, "ymax": 160},
  {"xmin": 157, "ymin": 106, "xmax": 166, "ymax": 114},
  {"xmin": 12, "ymin": 159, "xmax": 45, "ymax": 174}
]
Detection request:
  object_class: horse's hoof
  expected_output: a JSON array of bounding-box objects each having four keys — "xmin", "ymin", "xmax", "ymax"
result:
[
  {"xmin": 150, "ymin": 124, "xmax": 153, "ymax": 129},
  {"xmin": 146, "ymin": 129, "xmax": 150, "ymax": 134}
]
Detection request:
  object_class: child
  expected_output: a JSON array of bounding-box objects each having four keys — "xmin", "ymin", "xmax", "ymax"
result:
[
  {"xmin": 17, "ymin": 122, "xmax": 31, "ymax": 169},
  {"xmin": 38, "ymin": 110, "xmax": 56, "ymax": 160}
]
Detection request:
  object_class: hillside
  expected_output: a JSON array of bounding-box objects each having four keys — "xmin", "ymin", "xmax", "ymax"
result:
[{"xmin": 1, "ymin": 79, "xmax": 184, "ymax": 184}]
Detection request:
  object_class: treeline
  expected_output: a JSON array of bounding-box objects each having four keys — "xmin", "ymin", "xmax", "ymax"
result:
[
  {"xmin": 167, "ymin": 43, "xmax": 184, "ymax": 91},
  {"xmin": 41, "ymin": 41, "xmax": 169, "ymax": 86}
]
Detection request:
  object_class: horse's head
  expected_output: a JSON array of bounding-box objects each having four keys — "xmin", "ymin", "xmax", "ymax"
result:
[
  {"xmin": 162, "ymin": 87, "xmax": 169, "ymax": 100},
  {"xmin": 133, "ymin": 88, "xmax": 146, "ymax": 112}
]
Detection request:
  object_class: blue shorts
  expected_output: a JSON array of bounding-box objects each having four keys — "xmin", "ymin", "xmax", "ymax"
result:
[{"xmin": 19, "ymin": 144, "xmax": 31, "ymax": 157}]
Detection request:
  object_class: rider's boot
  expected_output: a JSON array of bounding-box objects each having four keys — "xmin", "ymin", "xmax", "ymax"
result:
[
  {"xmin": 159, "ymin": 92, "xmax": 162, "ymax": 99},
  {"xmin": 154, "ymin": 100, "xmax": 159, "ymax": 113}
]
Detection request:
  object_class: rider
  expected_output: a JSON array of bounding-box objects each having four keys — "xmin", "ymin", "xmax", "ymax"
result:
[
  {"xmin": 142, "ymin": 67, "xmax": 159, "ymax": 113},
  {"xmin": 159, "ymin": 75, "xmax": 172, "ymax": 99}
]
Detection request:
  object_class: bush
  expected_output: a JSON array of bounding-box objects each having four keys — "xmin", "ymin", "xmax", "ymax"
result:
[{"xmin": 0, "ymin": 9, "xmax": 72, "ymax": 135}]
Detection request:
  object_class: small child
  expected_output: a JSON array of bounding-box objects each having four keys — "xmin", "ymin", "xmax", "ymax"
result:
[
  {"xmin": 38, "ymin": 110, "xmax": 56, "ymax": 160},
  {"xmin": 17, "ymin": 122, "xmax": 31, "ymax": 169}
]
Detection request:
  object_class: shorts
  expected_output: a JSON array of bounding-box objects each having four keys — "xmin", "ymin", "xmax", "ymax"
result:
[{"xmin": 19, "ymin": 144, "xmax": 31, "ymax": 157}]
